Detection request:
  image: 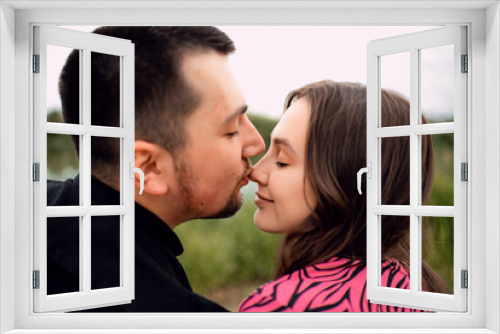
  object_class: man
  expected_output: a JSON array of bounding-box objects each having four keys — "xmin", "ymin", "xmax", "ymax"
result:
[{"xmin": 47, "ymin": 26, "xmax": 265, "ymax": 312}]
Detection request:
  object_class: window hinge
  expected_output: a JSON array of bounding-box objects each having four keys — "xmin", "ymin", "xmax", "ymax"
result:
[
  {"xmin": 461, "ymin": 270, "xmax": 468, "ymax": 289},
  {"xmin": 461, "ymin": 54, "xmax": 468, "ymax": 73},
  {"xmin": 33, "ymin": 54, "xmax": 40, "ymax": 73},
  {"xmin": 33, "ymin": 163, "xmax": 40, "ymax": 182},
  {"xmin": 461, "ymin": 162, "xmax": 468, "ymax": 181},
  {"xmin": 33, "ymin": 270, "xmax": 40, "ymax": 289}
]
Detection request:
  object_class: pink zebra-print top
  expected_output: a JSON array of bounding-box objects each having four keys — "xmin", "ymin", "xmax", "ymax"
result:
[{"xmin": 239, "ymin": 256, "xmax": 424, "ymax": 312}]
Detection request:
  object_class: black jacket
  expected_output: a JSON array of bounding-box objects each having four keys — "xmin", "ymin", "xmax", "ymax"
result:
[{"xmin": 47, "ymin": 174, "xmax": 227, "ymax": 312}]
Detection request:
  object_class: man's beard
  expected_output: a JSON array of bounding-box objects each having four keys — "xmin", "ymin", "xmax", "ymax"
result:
[
  {"xmin": 175, "ymin": 159, "xmax": 249, "ymax": 220},
  {"xmin": 206, "ymin": 191, "xmax": 243, "ymax": 219}
]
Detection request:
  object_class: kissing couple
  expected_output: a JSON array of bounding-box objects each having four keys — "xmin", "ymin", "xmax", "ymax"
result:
[{"xmin": 48, "ymin": 26, "xmax": 449, "ymax": 312}]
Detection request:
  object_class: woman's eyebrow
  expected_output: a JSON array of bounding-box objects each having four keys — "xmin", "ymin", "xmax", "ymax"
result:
[{"xmin": 272, "ymin": 137, "xmax": 297, "ymax": 157}]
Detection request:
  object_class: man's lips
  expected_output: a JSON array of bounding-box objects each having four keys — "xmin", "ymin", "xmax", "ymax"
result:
[
  {"xmin": 241, "ymin": 177, "xmax": 249, "ymax": 186},
  {"xmin": 245, "ymin": 166, "xmax": 253, "ymax": 179},
  {"xmin": 239, "ymin": 166, "xmax": 253, "ymax": 186}
]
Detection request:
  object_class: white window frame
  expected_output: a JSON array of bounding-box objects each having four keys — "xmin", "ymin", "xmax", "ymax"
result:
[
  {"xmin": 0, "ymin": 1, "xmax": 499, "ymax": 333},
  {"xmin": 366, "ymin": 26, "xmax": 467, "ymax": 312},
  {"xmin": 33, "ymin": 25, "xmax": 136, "ymax": 313}
]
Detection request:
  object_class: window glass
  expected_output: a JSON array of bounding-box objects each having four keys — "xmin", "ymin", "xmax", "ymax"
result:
[
  {"xmin": 422, "ymin": 216, "xmax": 454, "ymax": 295},
  {"xmin": 91, "ymin": 215, "xmax": 121, "ymax": 290},
  {"xmin": 91, "ymin": 137, "xmax": 122, "ymax": 205},
  {"xmin": 90, "ymin": 52, "xmax": 121, "ymax": 128},
  {"xmin": 381, "ymin": 52, "xmax": 410, "ymax": 127},
  {"xmin": 420, "ymin": 45, "xmax": 454, "ymax": 124},
  {"xmin": 47, "ymin": 44, "xmax": 80, "ymax": 125},
  {"xmin": 47, "ymin": 216, "xmax": 80, "ymax": 295},
  {"xmin": 381, "ymin": 136, "xmax": 410, "ymax": 205},
  {"xmin": 423, "ymin": 134, "xmax": 454, "ymax": 206},
  {"xmin": 47, "ymin": 133, "xmax": 80, "ymax": 206},
  {"xmin": 380, "ymin": 215, "xmax": 410, "ymax": 291}
]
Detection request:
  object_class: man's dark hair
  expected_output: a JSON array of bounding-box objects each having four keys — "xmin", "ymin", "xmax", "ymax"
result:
[{"xmin": 59, "ymin": 26, "xmax": 235, "ymax": 184}]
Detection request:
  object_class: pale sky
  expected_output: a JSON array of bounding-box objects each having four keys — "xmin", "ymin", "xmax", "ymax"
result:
[{"xmin": 48, "ymin": 25, "xmax": 452, "ymax": 121}]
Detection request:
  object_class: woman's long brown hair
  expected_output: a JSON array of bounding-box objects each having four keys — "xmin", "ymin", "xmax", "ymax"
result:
[{"xmin": 275, "ymin": 80, "xmax": 450, "ymax": 294}]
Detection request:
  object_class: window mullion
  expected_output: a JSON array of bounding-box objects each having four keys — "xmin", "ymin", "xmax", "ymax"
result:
[
  {"xmin": 82, "ymin": 214, "xmax": 91, "ymax": 294},
  {"xmin": 82, "ymin": 48, "xmax": 92, "ymax": 295},
  {"xmin": 79, "ymin": 50, "xmax": 84, "ymax": 208},
  {"xmin": 119, "ymin": 55, "xmax": 125, "ymax": 288},
  {"xmin": 122, "ymin": 49, "xmax": 135, "ymax": 293},
  {"xmin": 409, "ymin": 47, "xmax": 420, "ymax": 295},
  {"xmin": 365, "ymin": 48, "xmax": 380, "ymax": 297}
]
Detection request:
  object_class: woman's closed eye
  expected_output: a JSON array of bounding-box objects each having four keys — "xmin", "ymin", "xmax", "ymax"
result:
[
  {"xmin": 275, "ymin": 150, "xmax": 291, "ymax": 168},
  {"xmin": 226, "ymin": 131, "xmax": 239, "ymax": 138},
  {"xmin": 276, "ymin": 161, "xmax": 289, "ymax": 168}
]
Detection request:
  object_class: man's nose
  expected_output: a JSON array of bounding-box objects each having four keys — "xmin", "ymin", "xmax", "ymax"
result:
[{"xmin": 242, "ymin": 118, "xmax": 265, "ymax": 159}]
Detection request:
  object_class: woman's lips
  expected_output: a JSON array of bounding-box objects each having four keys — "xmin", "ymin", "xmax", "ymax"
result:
[{"xmin": 255, "ymin": 192, "xmax": 274, "ymax": 206}]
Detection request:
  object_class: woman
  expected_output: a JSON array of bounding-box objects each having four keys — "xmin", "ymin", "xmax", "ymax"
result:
[{"xmin": 239, "ymin": 81, "xmax": 449, "ymax": 312}]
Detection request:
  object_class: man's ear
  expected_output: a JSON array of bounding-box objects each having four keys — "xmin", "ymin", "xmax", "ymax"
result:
[{"xmin": 134, "ymin": 140, "xmax": 174, "ymax": 196}]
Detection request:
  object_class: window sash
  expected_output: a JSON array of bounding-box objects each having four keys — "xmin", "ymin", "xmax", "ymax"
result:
[
  {"xmin": 366, "ymin": 26, "xmax": 468, "ymax": 312},
  {"xmin": 32, "ymin": 25, "xmax": 135, "ymax": 313}
]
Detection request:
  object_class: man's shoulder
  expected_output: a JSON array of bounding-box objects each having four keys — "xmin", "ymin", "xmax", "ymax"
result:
[
  {"xmin": 47, "ymin": 177, "xmax": 74, "ymax": 189},
  {"xmin": 46, "ymin": 177, "xmax": 227, "ymax": 312},
  {"xmin": 47, "ymin": 177, "xmax": 79, "ymax": 206}
]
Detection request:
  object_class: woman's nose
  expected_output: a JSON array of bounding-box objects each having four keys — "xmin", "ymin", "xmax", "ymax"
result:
[{"xmin": 248, "ymin": 169, "xmax": 258, "ymax": 183}]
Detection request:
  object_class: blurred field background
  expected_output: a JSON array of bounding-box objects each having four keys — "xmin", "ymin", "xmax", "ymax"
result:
[{"xmin": 47, "ymin": 110, "xmax": 455, "ymax": 311}]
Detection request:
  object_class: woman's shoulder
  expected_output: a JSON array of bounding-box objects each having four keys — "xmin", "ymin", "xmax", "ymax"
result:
[
  {"xmin": 380, "ymin": 257, "xmax": 411, "ymax": 290},
  {"xmin": 238, "ymin": 256, "xmax": 411, "ymax": 312},
  {"xmin": 238, "ymin": 257, "xmax": 366, "ymax": 312}
]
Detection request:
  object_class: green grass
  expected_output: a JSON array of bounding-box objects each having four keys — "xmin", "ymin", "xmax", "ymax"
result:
[{"xmin": 175, "ymin": 198, "xmax": 281, "ymax": 296}]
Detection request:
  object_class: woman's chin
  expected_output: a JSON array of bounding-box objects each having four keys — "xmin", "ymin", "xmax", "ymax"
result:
[
  {"xmin": 253, "ymin": 210, "xmax": 265, "ymax": 231},
  {"xmin": 253, "ymin": 210, "xmax": 281, "ymax": 234}
]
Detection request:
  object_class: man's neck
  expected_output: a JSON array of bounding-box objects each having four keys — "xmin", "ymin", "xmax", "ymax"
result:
[{"xmin": 98, "ymin": 176, "xmax": 186, "ymax": 230}]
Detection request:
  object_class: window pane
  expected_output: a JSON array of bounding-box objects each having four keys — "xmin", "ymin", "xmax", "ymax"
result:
[
  {"xmin": 91, "ymin": 215, "xmax": 121, "ymax": 290},
  {"xmin": 91, "ymin": 137, "xmax": 122, "ymax": 205},
  {"xmin": 421, "ymin": 216, "xmax": 454, "ymax": 295},
  {"xmin": 380, "ymin": 215, "xmax": 410, "ymax": 291},
  {"xmin": 47, "ymin": 216, "xmax": 80, "ymax": 295},
  {"xmin": 381, "ymin": 136, "xmax": 410, "ymax": 205},
  {"xmin": 420, "ymin": 44, "xmax": 454, "ymax": 124},
  {"xmin": 380, "ymin": 51, "xmax": 410, "ymax": 127},
  {"xmin": 47, "ymin": 44, "xmax": 80, "ymax": 125},
  {"xmin": 422, "ymin": 133, "xmax": 454, "ymax": 206},
  {"xmin": 47, "ymin": 133, "xmax": 80, "ymax": 206},
  {"xmin": 91, "ymin": 52, "xmax": 121, "ymax": 127}
]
